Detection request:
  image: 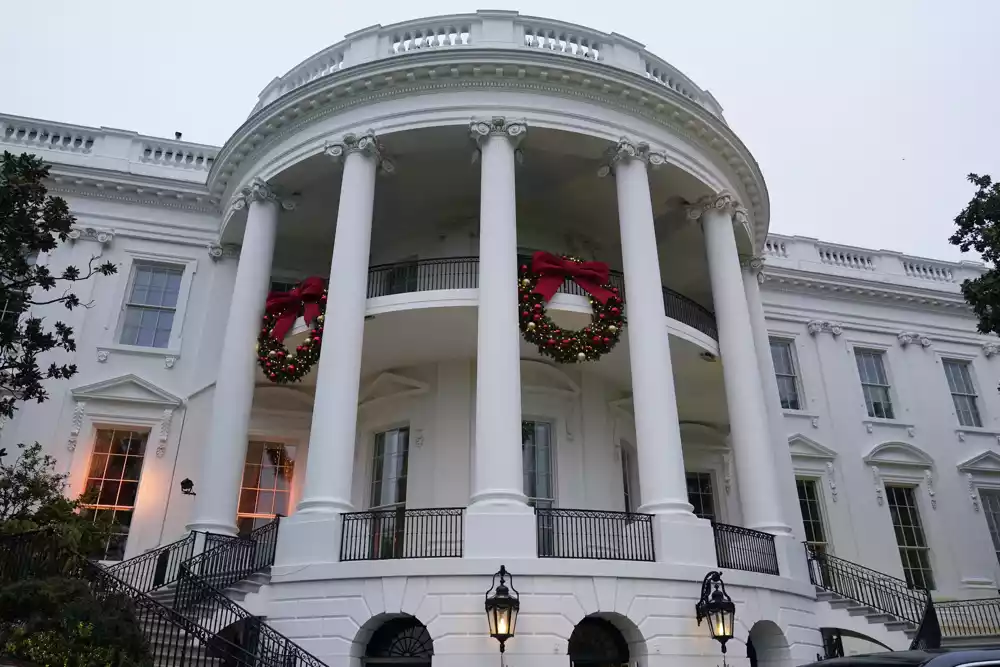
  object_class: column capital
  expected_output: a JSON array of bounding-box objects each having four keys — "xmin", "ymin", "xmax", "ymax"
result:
[
  {"xmin": 324, "ymin": 130, "xmax": 395, "ymax": 173},
  {"xmin": 684, "ymin": 190, "xmax": 744, "ymax": 221},
  {"xmin": 230, "ymin": 177, "xmax": 296, "ymax": 213},
  {"xmin": 470, "ymin": 117, "xmax": 527, "ymax": 147},
  {"xmin": 208, "ymin": 243, "xmax": 241, "ymax": 262},
  {"xmin": 597, "ymin": 137, "xmax": 665, "ymax": 177},
  {"xmin": 740, "ymin": 255, "xmax": 766, "ymax": 284}
]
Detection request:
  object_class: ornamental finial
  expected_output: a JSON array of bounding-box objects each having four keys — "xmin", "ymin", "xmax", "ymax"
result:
[
  {"xmin": 684, "ymin": 190, "xmax": 740, "ymax": 222},
  {"xmin": 324, "ymin": 130, "xmax": 394, "ymax": 174},
  {"xmin": 229, "ymin": 177, "xmax": 296, "ymax": 213},
  {"xmin": 597, "ymin": 137, "xmax": 666, "ymax": 177}
]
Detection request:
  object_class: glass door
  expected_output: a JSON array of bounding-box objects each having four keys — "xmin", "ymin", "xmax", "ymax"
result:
[{"xmin": 369, "ymin": 427, "xmax": 410, "ymax": 559}]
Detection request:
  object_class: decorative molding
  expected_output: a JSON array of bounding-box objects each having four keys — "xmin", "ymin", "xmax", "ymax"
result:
[
  {"xmin": 812, "ymin": 416, "xmax": 819, "ymax": 429},
  {"xmin": 865, "ymin": 422, "xmax": 874, "ymax": 434},
  {"xmin": 49, "ymin": 171, "xmax": 219, "ymax": 213},
  {"xmin": 722, "ymin": 451, "xmax": 732, "ymax": 495},
  {"xmin": 597, "ymin": 137, "xmax": 665, "ymax": 177},
  {"xmin": 229, "ymin": 177, "xmax": 296, "ymax": 213},
  {"xmin": 207, "ymin": 243, "xmax": 241, "ymax": 261},
  {"xmin": 741, "ymin": 255, "xmax": 765, "ymax": 284},
  {"xmin": 864, "ymin": 441, "xmax": 934, "ymax": 469},
  {"xmin": 872, "ymin": 465, "xmax": 884, "ymax": 506},
  {"xmin": 897, "ymin": 332, "xmax": 932, "ymax": 348},
  {"xmin": 358, "ymin": 371, "xmax": 430, "ymax": 410},
  {"xmin": 907, "ymin": 426, "xmax": 915, "ymax": 438},
  {"xmin": 825, "ymin": 461, "xmax": 839, "ymax": 503},
  {"xmin": 968, "ymin": 473, "xmax": 980, "ymax": 512},
  {"xmin": 984, "ymin": 342, "xmax": 1000, "ymax": 358},
  {"xmin": 164, "ymin": 356, "xmax": 177, "ymax": 370},
  {"xmin": 70, "ymin": 374, "xmax": 183, "ymax": 407},
  {"xmin": 156, "ymin": 408, "xmax": 173, "ymax": 458},
  {"xmin": 67, "ymin": 401, "xmax": 86, "ymax": 452},
  {"xmin": 67, "ymin": 226, "xmax": 114, "ymax": 247},
  {"xmin": 806, "ymin": 320, "xmax": 843, "ymax": 337},
  {"xmin": 414, "ymin": 429, "xmax": 425, "ymax": 448},
  {"xmin": 925, "ymin": 469, "xmax": 937, "ymax": 510},
  {"xmin": 470, "ymin": 117, "xmax": 527, "ymax": 148},
  {"xmin": 684, "ymin": 190, "xmax": 738, "ymax": 222},
  {"xmin": 96, "ymin": 348, "xmax": 109, "ymax": 363},
  {"xmin": 325, "ymin": 130, "xmax": 395, "ymax": 173}
]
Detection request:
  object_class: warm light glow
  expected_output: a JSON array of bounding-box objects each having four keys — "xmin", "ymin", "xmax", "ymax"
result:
[
  {"xmin": 497, "ymin": 615, "xmax": 508, "ymax": 635},
  {"xmin": 714, "ymin": 618, "xmax": 726, "ymax": 636}
]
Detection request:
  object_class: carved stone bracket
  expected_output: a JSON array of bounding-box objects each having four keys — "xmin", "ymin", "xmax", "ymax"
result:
[
  {"xmin": 925, "ymin": 469, "xmax": 937, "ymax": 510},
  {"xmin": 157, "ymin": 408, "xmax": 174, "ymax": 458},
  {"xmin": 806, "ymin": 320, "xmax": 843, "ymax": 337},
  {"xmin": 597, "ymin": 137, "xmax": 666, "ymax": 177},
  {"xmin": 229, "ymin": 177, "xmax": 297, "ymax": 213},
  {"xmin": 96, "ymin": 349, "xmax": 109, "ymax": 363},
  {"xmin": 164, "ymin": 356, "xmax": 177, "ymax": 370},
  {"xmin": 825, "ymin": 461, "xmax": 839, "ymax": 503},
  {"xmin": 67, "ymin": 401, "xmax": 86, "ymax": 452},
  {"xmin": 325, "ymin": 130, "xmax": 395, "ymax": 174},
  {"xmin": 871, "ymin": 465, "xmax": 884, "ymax": 506},
  {"xmin": 968, "ymin": 473, "xmax": 980, "ymax": 512},
  {"xmin": 722, "ymin": 451, "xmax": 732, "ymax": 495},
  {"xmin": 67, "ymin": 227, "xmax": 114, "ymax": 247},
  {"xmin": 984, "ymin": 342, "xmax": 1000, "ymax": 358},
  {"xmin": 208, "ymin": 243, "xmax": 241, "ymax": 261},
  {"xmin": 897, "ymin": 332, "xmax": 932, "ymax": 348}
]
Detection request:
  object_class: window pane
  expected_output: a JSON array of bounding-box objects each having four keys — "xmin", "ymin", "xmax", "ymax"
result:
[
  {"xmin": 797, "ymin": 478, "xmax": 828, "ymax": 551},
  {"xmin": 122, "ymin": 264, "xmax": 181, "ymax": 348},
  {"xmin": 81, "ymin": 429, "xmax": 148, "ymax": 560},
  {"xmin": 238, "ymin": 441, "xmax": 297, "ymax": 523},
  {"xmin": 369, "ymin": 430, "xmax": 408, "ymax": 509},
  {"xmin": 885, "ymin": 485, "xmax": 934, "ymax": 590},
  {"xmin": 980, "ymin": 489, "xmax": 1000, "ymax": 566},
  {"xmin": 686, "ymin": 472, "xmax": 716, "ymax": 520},
  {"xmin": 522, "ymin": 421, "xmax": 554, "ymax": 506}
]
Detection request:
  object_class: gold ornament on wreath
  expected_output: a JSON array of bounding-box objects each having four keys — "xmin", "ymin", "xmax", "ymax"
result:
[
  {"xmin": 518, "ymin": 251, "xmax": 625, "ymax": 363},
  {"xmin": 256, "ymin": 277, "xmax": 327, "ymax": 384}
]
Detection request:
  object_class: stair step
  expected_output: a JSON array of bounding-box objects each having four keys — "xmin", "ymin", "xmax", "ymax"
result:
[
  {"xmin": 866, "ymin": 613, "xmax": 893, "ymax": 624},
  {"xmin": 885, "ymin": 620, "xmax": 916, "ymax": 632},
  {"xmin": 815, "ymin": 591, "xmax": 841, "ymax": 602},
  {"xmin": 828, "ymin": 599, "xmax": 856, "ymax": 609},
  {"xmin": 847, "ymin": 605, "xmax": 877, "ymax": 616}
]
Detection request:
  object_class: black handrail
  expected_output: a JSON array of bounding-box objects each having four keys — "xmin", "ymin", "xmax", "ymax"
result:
[
  {"xmin": 805, "ymin": 544, "xmax": 927, "ymax": 625},
  {"xmin": 533, "ymin": 508, "xmax": 655, "ymax": 561},
  {"xmin": 363, "ymin": 256, "xmax": 719, "ymax": 340},
  {"xmin": 713, "ymin": 522, "xmax": 780, "ymax": 575},
  {"xmin": 340, "ymin": 507, "xmax": 464, "ymax": 561},
  {"xmin": 108, "ymin": 530, "xmax": 198, "ymax": 592},
  {"xmin": 178, "ymin": 518, "xmax": 280, "ymax": 605}
]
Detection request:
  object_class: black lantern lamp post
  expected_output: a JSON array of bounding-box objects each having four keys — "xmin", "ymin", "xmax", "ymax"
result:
[
  {"xmin": 485, "ymin": 565, "xmax": 519, "ymax": 655},
  {"xmin": 696, "ymin": 571, "xmax": 736, "ymax": 663}
]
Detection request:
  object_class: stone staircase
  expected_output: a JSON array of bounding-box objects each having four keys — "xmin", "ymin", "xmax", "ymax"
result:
[{"xmin": 815, "ymin": 585, "xmax": 917, "ymax": 642}]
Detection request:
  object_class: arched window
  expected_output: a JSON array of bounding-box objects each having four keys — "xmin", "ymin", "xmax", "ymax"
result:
[
  {"xmin": 569, "ymin": 617, "xmax": 629, "ymax": 667},
  {"xmin": 364, "ymin": 617, "xmax": 433, "ymax": 665}
]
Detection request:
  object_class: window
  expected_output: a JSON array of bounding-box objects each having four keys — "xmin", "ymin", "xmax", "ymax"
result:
[
  {"xmin": 770, "ymin": 338, "xmax": 802, "ymax": 410},
  {"xmin": 522, "ymin": 421, "xmax": 554, "ymax": 509},
  {"xmin": 81, "ymin": 428, "xmax": 148, "ymax": 561},
  {"xmin": 620, "ymin": 441, "xmax": 640, "ymax": 513},
  {"xmin": 686, "ymin": 471, "xmax": 716, "ymax": 520},
  {"xmin": 119, "ymin": 263, "xmax": 183, "ymax": 348},
  {"xmin": 855, "ymin": 349, "xmax": 894, "ymax": 419},
  {"xmin": 980, "ymin": 489, "xmax": 1000, "ymax": 567},
  {"xmin": 237, "ymin": 441, "xmax": 296, "ymax": 535},
  {"xmin": 370, "ymin": 427, "xmax": 410, "ymax": 509},
  {"xmin": 269, "ymin": 279, "xmax": 299, "ymax": 294},
  {"xmin": 885, "ymin": 485, "xmax": 934, "ymax": 590},
  {"xmin": 944, "ymin": 360, "xmax": 982, "ymax": 428},
  {"xmin": 797, "ymin": 478, "xmax": 829, "ymax": 554}
]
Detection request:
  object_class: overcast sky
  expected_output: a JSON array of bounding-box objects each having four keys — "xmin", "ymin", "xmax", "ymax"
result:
[{"xmin": 1, "ymin": 0, "xmax": 996, "ymax": 261}]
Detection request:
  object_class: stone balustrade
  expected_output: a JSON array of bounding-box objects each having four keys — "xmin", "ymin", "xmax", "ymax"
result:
[
  {"xmin": 0, "ymin": 114, "xmax": 218, "ymax": 184},
  {"xmin": 763, "ymin": 233, "xmax": 984, "ymax": 289},
  {"xmin": 250, "ymin": 10, "xmax": 725, "ymax": 118}
]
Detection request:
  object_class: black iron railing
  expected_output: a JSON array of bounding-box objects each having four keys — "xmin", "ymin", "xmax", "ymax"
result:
[
  {"xmin": 364, "ymin": 257, "xmax": 719, "ymax": 341},
  {"xmin": 713, "ymin": 522, "xmax": 780, "ymax": 575},
  {"xmin": 534, "ymin": 508, "xmax": 655, "ymax": 561},
  {"xmin": 340, "ymin": 507, "xmax": 464, "ymax": 561},
  {"xmin": 934, "ymin": 597, "xmax": 1000, "ymax": 638},
  {"xmin": 806, "ymin": 545, "xmax": 927, "ymax": 626},
  {"xmin": 179, "ymin": 518, "xmax": 280, "ymax": 601},
  {"xmin": 108, "ymin": 530, "xmax": 198, "ymax": 592}
]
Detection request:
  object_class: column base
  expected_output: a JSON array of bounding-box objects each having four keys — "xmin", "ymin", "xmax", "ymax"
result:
[
  {"xmin": 773, "ymin": 532, "xmax": 810, "ymax": 582},
  {"xmin": 651, "ymin": 514, "xmax": 716, "ymax": 567},
  {"xmin": 273, "ymin": 512, "xmax": 342, "ymax": 567},
  {"xmin": 464, "ymin": 503, "xmax": 536, "ymax": 559}
]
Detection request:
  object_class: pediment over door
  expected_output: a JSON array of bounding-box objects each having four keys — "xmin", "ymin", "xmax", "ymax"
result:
[
  {"xmin": 958, "ymin": 451, "xmax": 1000, "ymax": 513},
  {"xmin": 958, "ymin": 451, "xmax": 1000, "ymax": 475},
  {"xmin": 70, "ymin": 374, "xmax": 182, "ymax": 407},
  {"xmin": 863, "ymin": 441, "xmax": 934, "ymax": 469},
  {"xmin": 788, "ymin": 433, "xmax": 837, "ymax": 461}
]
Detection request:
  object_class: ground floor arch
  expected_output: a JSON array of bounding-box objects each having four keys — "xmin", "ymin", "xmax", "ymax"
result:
[
  {"xmin": 569, "ymin": 612, "xmax": 647, "ymax": 667},
  {"xmin": 747, "ymin": 620, "xmax": 792, "ymax": 667},
  {"xmin": 354, "ymin": 614, "xmax": 433, "ymax": 667}
]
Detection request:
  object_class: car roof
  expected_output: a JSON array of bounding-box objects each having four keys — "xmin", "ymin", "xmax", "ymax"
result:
[{"xmin": 801, "ymin": 649, "xmax": 1000, "ymax": 667}]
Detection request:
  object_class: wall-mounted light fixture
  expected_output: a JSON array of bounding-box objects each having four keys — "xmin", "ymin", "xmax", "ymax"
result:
[
  {"xmin": 696, "ymin": 570, "xmax": 736, "ymax": 664},
  {"xmin": 485, "ymin": 565, "xmax": 519, "ymax": 655},
  {"xmin": 180, "ymin": 478, "xmax": 196, "ymax": 496}
]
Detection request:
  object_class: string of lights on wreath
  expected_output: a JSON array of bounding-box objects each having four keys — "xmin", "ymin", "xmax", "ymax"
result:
[
  {"xmin": 518, "ymin": 251, "xmax": 625, "ymax": 364},
  {"xmin": 256, "ymin": 277, "xmax": 327, "ymax": 384}
]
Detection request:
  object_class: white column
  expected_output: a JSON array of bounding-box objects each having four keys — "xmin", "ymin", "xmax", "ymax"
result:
[
  {"xmin": 692, "ymin": 193, "xmax": 792, "ymax": 537},
  {"xmin": 275, "ymin": 132, "xmax": 385, "ymax": 566},
  {"xmin": 188, "ymin": 178, "xmax": 290, "ymax": 535},
  {"xmin": 465, "ymin": 117, "xmax": 534, "ymax": 559},
  {"xmin": 602, "ymin": 139, "xmax": 715, "ymax": 566},
  {"xmin": 742, "ymin": 260, "xmax": 805, "ymax": 542}
]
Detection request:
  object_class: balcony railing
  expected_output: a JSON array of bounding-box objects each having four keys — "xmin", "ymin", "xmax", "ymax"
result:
[
  {"xmin": 365, "ymin": 257, "xmax": 718, "ymax": 340},
  {"xmin": 534, "ymin": 508, "xmax": 655, "ymax": 561},
  {"xmin": 340, "ymin": 507, "xmax": 464, "ymax": 561},
  {"xmin": 712, "ymin": 522, "xmax": 779, "ymax": 575}
]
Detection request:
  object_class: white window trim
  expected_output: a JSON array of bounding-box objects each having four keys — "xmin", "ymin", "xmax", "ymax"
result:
[
  {"xmin": 684, "ymin": 468, "xmax": 722, "ymax": 522},
  {"xmin": 361, "ymin": 421, "xmax": 412, "ymax": 511},
  {"xmin": 796, "ymin": 475, "xmax": 833, "ymax": 554},
  {"xmin": 619, "ymin": 438, "xmax": 640, "ymax": 513},
  {"xmin": 848, "ymin": 342, "xmax": 902, "ymax": 423},
  {"xmin": 103, "ymin": 249, "xmax": 198, "ymax": 358},
  {"xmin": 936, "ymin": 352, "xmax": 988, "ymax": 431},
  {"xmin": 522, "ymin": 414, "xmax": 559, "ymax": 508},
  {"xmin": 241, "ymin": 432, "xmax": 303, "ymax": 521},
  {"xmin": 864, "ymin": 441, "xmax": 936, "ymax": 510},
  {"xmin": 769, "ymin": 336, "xmax": 806, "ymax": 411},
  {"xmin": 789, "ymin": 433, "xmax": 839, "ymax": 505}
]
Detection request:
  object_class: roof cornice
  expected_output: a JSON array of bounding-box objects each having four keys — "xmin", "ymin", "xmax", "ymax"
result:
[{"xmin": 47, "ymin": 164, "xmax": 219, "ymax": 213}]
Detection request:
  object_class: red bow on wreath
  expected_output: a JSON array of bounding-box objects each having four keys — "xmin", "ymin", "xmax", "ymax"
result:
[
  {"xmin": 264, "ymin": 276, "xmax": 326, "ymax": 341},
  {"xmin": 531, "ymin": 251, "xmax": 615, "ymax": 304}
]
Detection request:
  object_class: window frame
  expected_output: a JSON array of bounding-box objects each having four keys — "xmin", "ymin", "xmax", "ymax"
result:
[
  {"xmin": 107, "ymin": 250, "xmax": 197, "ymax": 356},
  {"xmin": 685, "ymin": 470, "xmax": 718, "ymax": 521},
  {"xmin": 884, "ymin": 483, "xmax": 936, "ymax": 590},
  {"xmin": 769, "ymin": 336, "xmax": 804, "ymax": 411},
  {"xmin": 619, "ymin": 439, "xmax": 641, "ymax": 514},
  {"xmin": 853, "ymin": 347, "xmax": 897, "ymax": 420},
  {"xmin": 80, "ymin": 425, "xmax": 151, "ymax": 562},
  {"xmin": 366, "ymin": 425, "xmax": 412, "ymax": 511},
  {"xmin": 237, "ymin": 438, "xmax": 299, "ymax": 534},
  {"xmin": 521, "ymin": 417, "xmax": 557, "ymax": 509},
  {"xmin": 942, "ymin": 358, "xmax": 984, "ymax": 428},
  {"xmin": 796, "ymin": 476, "xmax": 831, "ymax": 554}
]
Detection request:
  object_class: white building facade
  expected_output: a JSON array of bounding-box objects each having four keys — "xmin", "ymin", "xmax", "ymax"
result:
[{"xmin": 1, "ymin": 11, "xmax": 998, "ymax": 667}]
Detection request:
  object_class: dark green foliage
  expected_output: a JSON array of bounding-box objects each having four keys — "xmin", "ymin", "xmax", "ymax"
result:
[
  {"xmin": 0, "ymin": 577, "xmax": 152, "ymax": 666},
  {"xmin": 949, "ymin": 174, "xmax": 1000, "ymax": 335}
]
